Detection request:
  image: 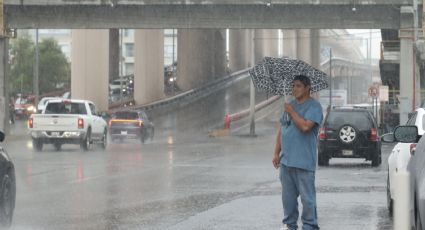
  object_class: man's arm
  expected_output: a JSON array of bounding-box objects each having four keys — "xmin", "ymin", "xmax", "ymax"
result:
[
  {"xmin": 272, "ymin": 127, "xmax": 281, "ymax": 169},
  {"xmin": 285, "ymin": 103, "xmax": 316, "ymax": 133}
]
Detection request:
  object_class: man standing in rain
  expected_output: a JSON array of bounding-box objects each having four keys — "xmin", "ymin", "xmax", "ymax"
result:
[{"xmin": 272, "ymin": 75, "xmax": 323, "ymax": 230}]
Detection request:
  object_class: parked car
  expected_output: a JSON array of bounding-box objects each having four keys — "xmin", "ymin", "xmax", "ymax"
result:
[
  {"xmin": 0, "ymin": 131, "xmax": 16, "ymax": 227},
  {"xmin": 382, "ymin": 126, "xmax": 423, "ymax": 229},
  {"xmin": 318, "ymin": 106, "xmax": 381, "ymax": 166},
  {"xmin": 386, "ymin": 108, "xmax": 425, "ymax": 215},
  {"xmin": 109, "ymin": 110, "xmax": 154, "ymax": 143},
  {"xmin": 14, "ymin": 94, "xmax": 36, "ymax": 119}
]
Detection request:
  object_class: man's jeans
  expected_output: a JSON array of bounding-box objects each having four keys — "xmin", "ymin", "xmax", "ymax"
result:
[{"xmin": 279, "ymin": 165, "xmax": 319, "ymax": 230}]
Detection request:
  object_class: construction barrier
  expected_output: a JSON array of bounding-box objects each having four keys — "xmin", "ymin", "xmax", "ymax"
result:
[{"xmin": 223, "ymin": 95, "xmax": 280, "ymax": 129}]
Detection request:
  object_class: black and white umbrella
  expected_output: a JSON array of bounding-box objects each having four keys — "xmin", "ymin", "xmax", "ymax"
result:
[{"xmin": 248, "ymin": 57, "xmax": 329, "ymax": 95}]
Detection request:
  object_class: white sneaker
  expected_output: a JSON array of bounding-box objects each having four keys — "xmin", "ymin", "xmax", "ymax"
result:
[{"xmin": 280, "ymin": 224, "xmax": 290, "ymax": 230}]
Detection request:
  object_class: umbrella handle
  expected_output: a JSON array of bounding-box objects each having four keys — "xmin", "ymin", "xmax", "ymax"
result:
[{"xmin": 283, "ymin": 112, "xmax": 291, "ymax": 126}]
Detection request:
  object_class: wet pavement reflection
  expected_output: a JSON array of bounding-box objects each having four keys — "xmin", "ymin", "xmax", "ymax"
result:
[{"xmin": 3, "ymin": 78, "xmax": 393, "ymax": 229}]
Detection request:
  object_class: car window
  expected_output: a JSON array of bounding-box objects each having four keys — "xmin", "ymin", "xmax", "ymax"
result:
[
  {"xmin": 45, "ymin": 102, "xmax": 87, "ymax": 114},
  {"xmin": 407, "ymin": 112, "xmax": 417, "ymax": 125},
  {"xmin": 113, "ymin": 111, "xmax": 138, "ymax": 119},
  {"xmin": 326, "ymin": 111, "xmax": 373, "ymax": 130},
  {"xmin": 89, "ymin": 103, "xmax": 96, "ymax": 115},
  {"xmin": 140, "ymin": 111, "xmax": 148, "ymax": 120}
]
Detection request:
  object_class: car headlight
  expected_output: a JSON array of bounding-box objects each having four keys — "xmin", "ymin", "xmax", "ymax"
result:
[{"xmin": 27, "ymin": 105, "xmax": 35, "ymax": 112}]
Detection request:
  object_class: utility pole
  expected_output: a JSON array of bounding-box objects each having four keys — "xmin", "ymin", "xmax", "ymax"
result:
[
  {"xmin": 119, "ymin": 29, "xmax": 123, "ymax": 100},
  {"xmin": 328, "ymin": 48, "xmax": 332, "ymax": 110},
  {"xmin": 249, "ymin": 29, "xmax": 256, "ymax": 137},
  {"xmin": 34, "ymin": 29, "xmax": 39, "ymax": 108},
  {"xmin": 0, "ymin": 0, "xmax": 10, "ymax": 133},
  {"xmin": 172, "ymin": 29, "xmax": 175, "ymax": 95}
]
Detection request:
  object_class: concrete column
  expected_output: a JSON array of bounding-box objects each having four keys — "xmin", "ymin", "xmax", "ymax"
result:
[
  {"xmin": 296, "ymin": 29, "xmax": 320, "ymax": 68},
  {"xmin": 297, "ymin": 29, "xmax": 312, "ymax": 64},
  {"xmin": 71, "ymin": 30, "xmax": 109, "ymax": 111},
  {"xmin": 399, "ymin": 6, "xmax": 415, "ymax": 124},
  {"xmin": 254, "ymin": 29, "xmax": 279, "ymax": 63},
  {"xmin": 310, "ymin": 29, "xmax": 320, "ymax": 69},
  {"xmin": 282, "ymin": 30, "xmax": 297, "ymax": 58},
  {"xmin": 109, "ymin": 29, "xmax": 119, "ymax": 81},
  {"xmin": 177, "ymin": 29, "xmax": 226, "ymax": 91},
  {"xmin": 0, "ymin": 38, "xmax": 9, "ymax": 133},
  {"xmin": 229, "ymin": 29, "xmax": 252, "ymax": 72},
  {"xmin": 134, "ymin": 29, "xmax": 164, "ymax": 105}
]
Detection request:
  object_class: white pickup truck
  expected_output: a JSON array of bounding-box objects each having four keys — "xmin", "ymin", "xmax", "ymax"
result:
[{"xmin": 28, "ymin": 99, "xmax": 108, "ymax": 151}]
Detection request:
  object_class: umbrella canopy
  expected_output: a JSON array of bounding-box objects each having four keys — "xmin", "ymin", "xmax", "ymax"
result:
[{"xmin": 248, "ymin": 57, "xmax": 329, "ymax": 95}]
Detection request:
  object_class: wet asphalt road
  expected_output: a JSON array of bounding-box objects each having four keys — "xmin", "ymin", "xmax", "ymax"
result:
[{"xmin": 4, "ymin": 78, "xmax": 394, "ymax": 229}]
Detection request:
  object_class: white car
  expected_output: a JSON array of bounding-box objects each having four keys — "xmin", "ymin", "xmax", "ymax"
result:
[
  {"xmin": 28, "ymin": 99, "xmax": 108, "ymax": 151},
  {"xmin": 387, "ymin": 108, "xmax": 425, "ymax": 214}
]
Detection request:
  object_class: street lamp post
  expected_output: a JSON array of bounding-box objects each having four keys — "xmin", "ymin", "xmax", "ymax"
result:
[{"xmin": 328, "ymin": 48, "xmax": 332, "ymax": 110}]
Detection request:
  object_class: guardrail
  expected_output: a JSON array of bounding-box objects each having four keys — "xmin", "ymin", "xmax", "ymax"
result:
[
  {"xmin": 108, "ymin": 68, "xmax": 250, "ymax": 113},
  {"xmin": 224, "ymin": 95, "xmax": 281, "ymax": 129}
]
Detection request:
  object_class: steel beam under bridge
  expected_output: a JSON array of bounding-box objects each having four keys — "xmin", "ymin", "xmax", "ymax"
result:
[{"xmin": 3, "ymin": 0, "xmax": 422, "ymax": 29}]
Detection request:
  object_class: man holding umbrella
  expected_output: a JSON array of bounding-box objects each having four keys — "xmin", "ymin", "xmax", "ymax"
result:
[
  {"xmin": 249, "ymin": 57, "xmax": 327, "ymax": 230},
  {"xmin": 272, "ymin": 75, "xmax": 322, "ymax": 230}
]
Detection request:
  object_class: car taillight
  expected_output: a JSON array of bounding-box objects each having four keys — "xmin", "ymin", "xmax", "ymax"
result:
[
  {"xmin": 319, "ymin": 127, "xmax": 326, "ymax": 140},
  {"xmin": 370, "ymin": 128, "xmax": 378, "ymax": 141},
  {"xmin": 78, "ymin": 118, "xmax": 84, "ymax": 129},
  {"xmin": 410, "ymin": 143, "xmax": 417, "ymax": 156},
  {"xmin": 28, "ymin": 117, "xmax": 33, "ymax": 128}
]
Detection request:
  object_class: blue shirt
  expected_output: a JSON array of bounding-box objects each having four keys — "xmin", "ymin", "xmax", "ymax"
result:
[{"xmin": 280, "ymin": 98, "xmax": 323, "ymax": 171}]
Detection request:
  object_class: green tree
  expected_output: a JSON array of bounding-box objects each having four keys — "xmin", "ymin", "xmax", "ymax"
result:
[
  {"xmin": 9, "ymin": 36, "xmax": 70, "ymax": 95},
  {"xmin": 38, "ymin": 38, "xmax": 70, "ymax": 94},
  {"xmin": 9, "ymin": 36, "xmax": 34, "ymax": 95}
]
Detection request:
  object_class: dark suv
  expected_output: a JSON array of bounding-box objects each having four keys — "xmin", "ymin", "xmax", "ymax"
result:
[{"xmin": 318, "ymin": 107, "xmax": 382, "ymax": 167}]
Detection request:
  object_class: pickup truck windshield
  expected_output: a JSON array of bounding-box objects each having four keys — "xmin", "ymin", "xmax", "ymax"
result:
[{"xmin": 45, "ymin": 102, "xmax": 87, "ymax": 115}]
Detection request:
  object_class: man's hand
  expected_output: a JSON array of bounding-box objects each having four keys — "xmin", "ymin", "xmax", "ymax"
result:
[
  {"xmin": 272, "ymin": 154, "xmax": 280, "ymax": 169},
  {"xmin": 284, "ymin": 102, "xmax": 294, "ymax": 115}
]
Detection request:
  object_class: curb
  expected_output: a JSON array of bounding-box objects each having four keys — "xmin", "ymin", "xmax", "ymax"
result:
[{"xmin": 208, "ymin": 129, "xmax": 230, "ymax": 137}]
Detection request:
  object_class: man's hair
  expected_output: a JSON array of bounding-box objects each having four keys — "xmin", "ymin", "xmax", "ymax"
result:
[{"xmin": 293, "ymin": 75, "xmax": 311, "ymax": 87}]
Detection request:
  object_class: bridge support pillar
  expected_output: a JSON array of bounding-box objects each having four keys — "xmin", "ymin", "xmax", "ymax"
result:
[
  {"xmin": 109, "ymin": 29, "xmax": 119, "ymax": 83},
  {"xmin": 177, "ymin": 29, "xmax": 226, "ymax": 91},
  {"xmin": 399, "ymin": 6, "xmax": 416, "ymax": 124},
  {"xmin": 229, "ymin": 29, "xmax": 252, "ymax": 71},
  {"xmin": 71, "ymin": 29, "xmax": 110, "ymax": 111},
  {"xmin": 297, "ymin": 29, "xmax": 320, "ymax": 68},
  {"xmin": 282, "ymin": 30, "xmax": 297, "ymax": 59},
  {"xmin": 254, "ymin": 29, "xmax": 279, "ymax": 63},
  {"xmin": 0, "ymin": 38, "xmax": 9, "ymax": 134},
  {"xmin": 134, "ymin": 29, "xmax": 164, "ymax": 105}
]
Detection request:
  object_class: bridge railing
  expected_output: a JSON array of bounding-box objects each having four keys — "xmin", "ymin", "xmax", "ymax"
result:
[{"xmin": 107, "ymin": 68, "xmax": 250, "ymax": 113}]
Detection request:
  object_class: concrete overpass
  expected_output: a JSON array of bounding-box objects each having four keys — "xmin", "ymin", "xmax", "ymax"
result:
[
  {"xmin": 3, "ymin": 0, "xmax": 421, "ymax": 29},
  {"xmin": 0, "ymin": 0, "xmax": 422, "ymax": 130}
]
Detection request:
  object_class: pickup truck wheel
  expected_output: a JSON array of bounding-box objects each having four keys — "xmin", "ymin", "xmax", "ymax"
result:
[
  {"xmin": 53, "ymin": 143, "xmax": 62, "ymax": 151},
  {"xmin": 81, "ymin": 129, "xmax": 91, "ymax": 151},
  {"xmin": 99, "ymin": 130, "xmax": 107, "ymax": 150},
  {"xmin": 32, "ymin": 139, "xmax": 43, "ymax": 152},
  {"xmin": 140, "ymin": 129, "xmax": 146, "ymax": 143},
  {"xmin": 150, "ymin": 128, "xmax": 154, "ymax": 140}
]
